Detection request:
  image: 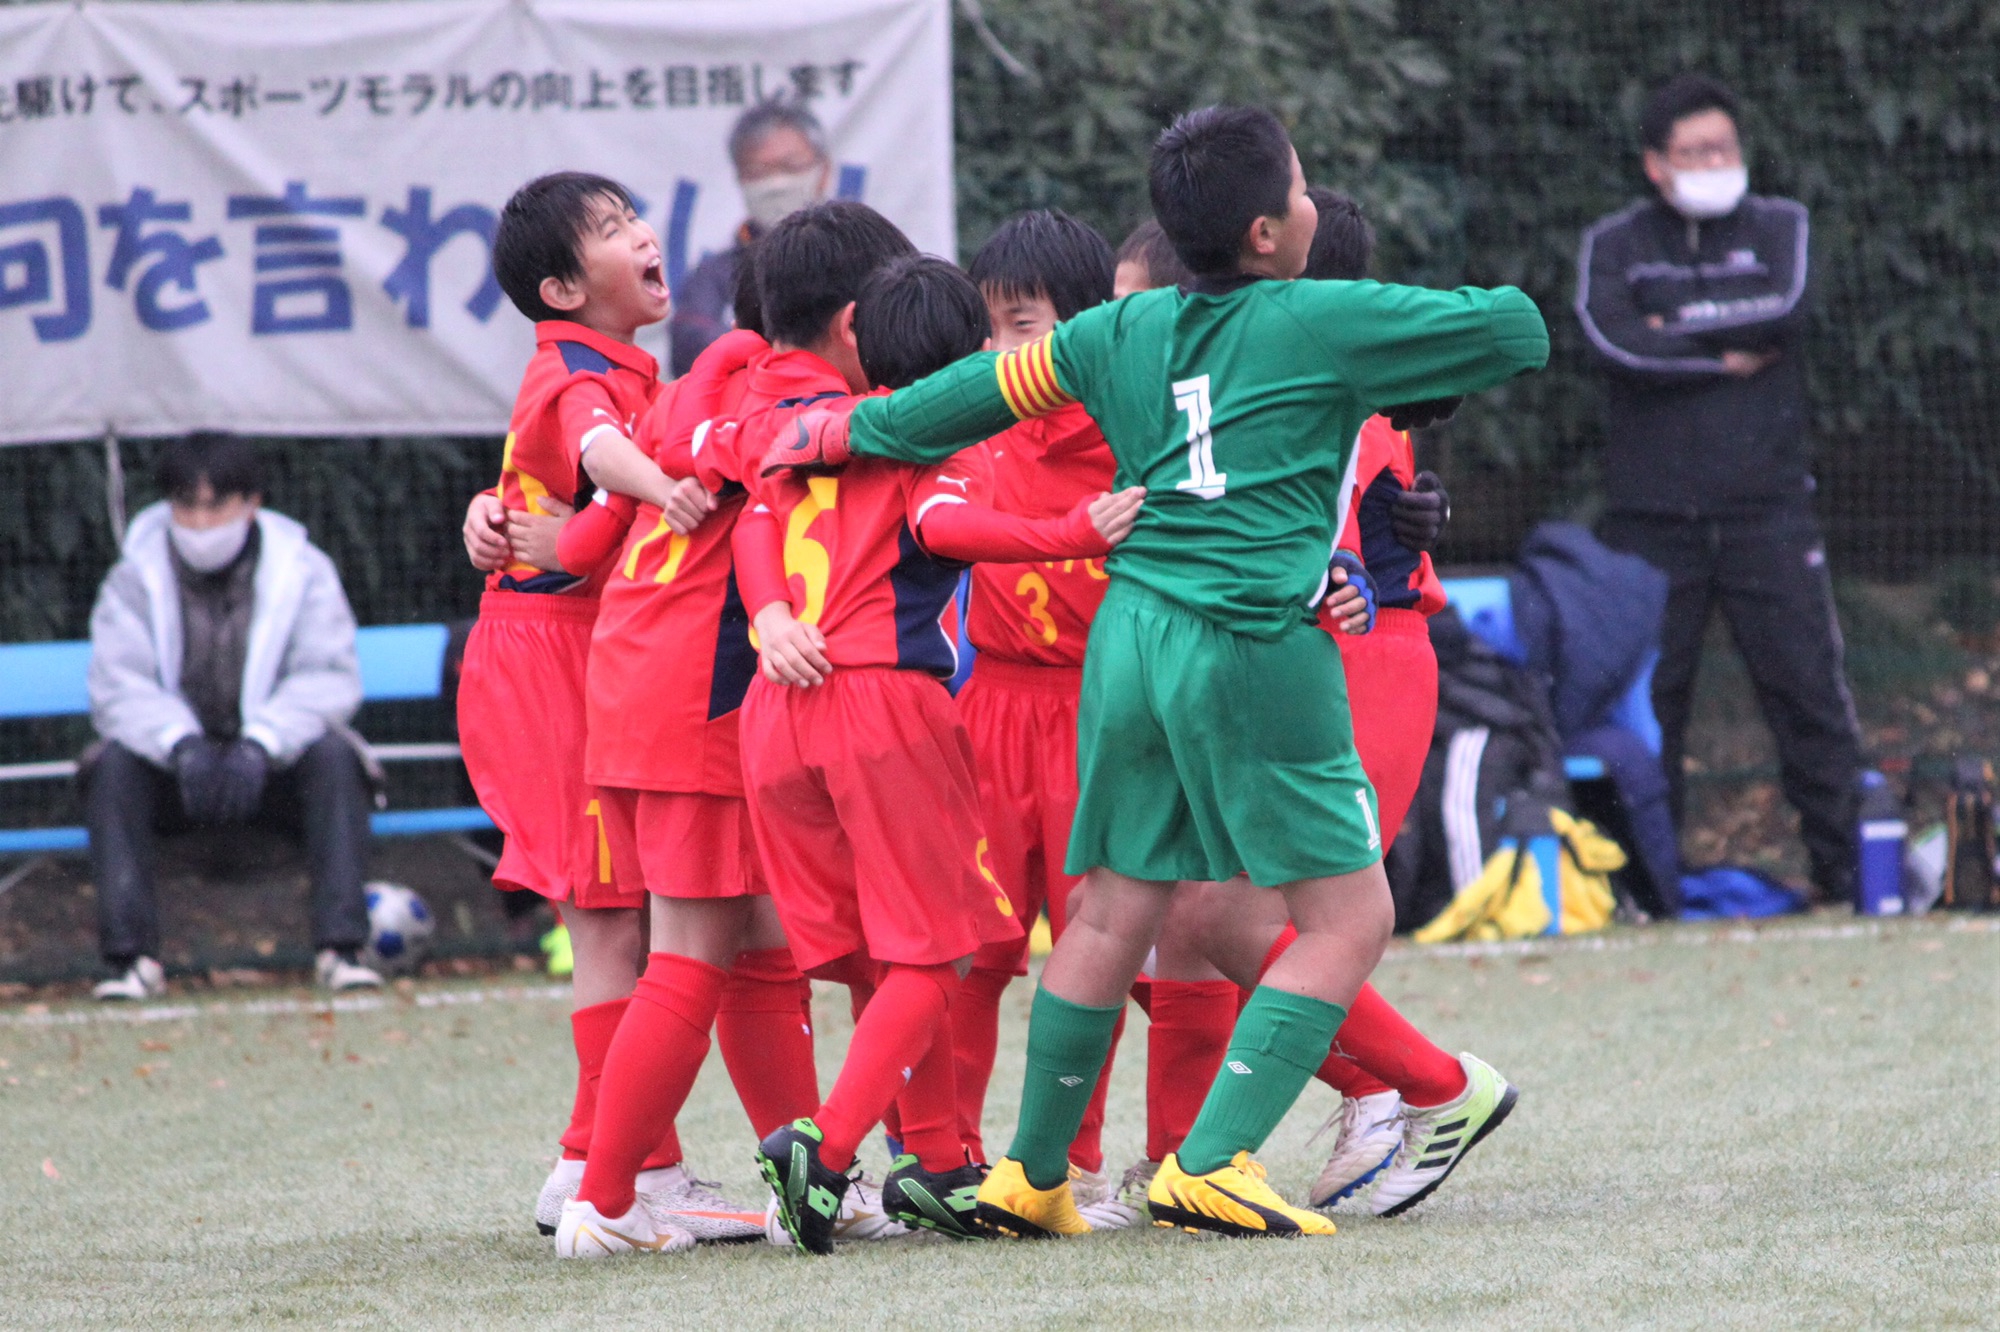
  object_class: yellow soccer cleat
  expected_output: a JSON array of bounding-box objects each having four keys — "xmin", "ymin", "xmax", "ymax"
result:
[
  {"xmin": 971, "ymin": 1157, "xmax": 1092, "ymax": 1239},
  {"xmin": 1148, "ymin": 1151, "xmax": 1338, "ymax": 1238}
]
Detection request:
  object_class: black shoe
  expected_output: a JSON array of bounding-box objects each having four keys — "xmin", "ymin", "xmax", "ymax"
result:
[
  {"xmin": 755, "ymin": 1119, "xmax": 850, "ymax": 1255},
  {"xmin": 881, "ymin": 1153, "xmax": 986, "ymax": 1240}
]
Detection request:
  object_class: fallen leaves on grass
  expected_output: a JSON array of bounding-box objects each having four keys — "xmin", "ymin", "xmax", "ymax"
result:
[
  {"xmin": 41, "ymin": 1159, "xmax": 58, "ymax": 1179},
  {"xmin": 139, "ymin": 1039, "xmax": 171, "ymax": 1053}
]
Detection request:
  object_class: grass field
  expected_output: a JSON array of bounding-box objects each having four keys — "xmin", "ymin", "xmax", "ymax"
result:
[{"xmin": 5, "ymin": 914, "xmax": 1995, "ymax": 1330}]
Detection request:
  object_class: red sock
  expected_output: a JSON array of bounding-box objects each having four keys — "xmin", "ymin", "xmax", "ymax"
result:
[
  {"xmin": 1332, "ymin": 983, "xmax": 1467, "ymax": 1107},
  {"xmin": 575, "ymin": 954, "xmax": 728, "ymax": 1217},
  {"xmin": 1069, "ymin": 1007, "xmax": 1125, "ymax": 1174},
  {"xmin": 895, "ymin": 1007, "xmax": 964, "ymax": 1171},
  {"xmin": 950, "ymin": 966, "xmax": 1013, "ymax": 1162},
  {"xmin": 814, "ymin": 963, "xmax": 959, "ymax": 1173},
  {"xmin": 1257, "ymin": 927, "xmax": 1464, "ymax": 1106},
  {"xmin": 716, "ymin": 947, "xmax": 819, "ymax": 1138},
  {"xmin": 559, "ymin": 996, "xmax": 629, "ymax": 1160},
  {"xmin": 1257, "ymin": 923, "xmax": 1301, "ymax": 986},
  {"xmin": 823, "ymin": 957, "xmax": 905, "ymax": 1147},
  {"xmin": 1145, "ymin": 980, "xmax": 1237, "ymax": 1161}
]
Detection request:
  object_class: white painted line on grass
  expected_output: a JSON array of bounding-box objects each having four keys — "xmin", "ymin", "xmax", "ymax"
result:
[{"xmin": 0, "ymin": 982, "xmax": 570, "ymax": 1029}]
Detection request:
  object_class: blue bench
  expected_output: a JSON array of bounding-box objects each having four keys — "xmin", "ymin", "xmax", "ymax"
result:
[{"xmin": 0, "ymin": 623, "xmax": 492, "ymax": 862}]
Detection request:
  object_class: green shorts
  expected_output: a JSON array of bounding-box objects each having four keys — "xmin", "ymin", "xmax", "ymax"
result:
[{"xmin": 1065, "ymin": 579, "xmax": 1382, "ymax": 887}]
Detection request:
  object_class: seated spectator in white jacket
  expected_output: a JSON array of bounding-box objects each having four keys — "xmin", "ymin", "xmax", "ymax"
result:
[{"xmin": 84, "ymin": 433, "xmax": 381, "ymax": 999}]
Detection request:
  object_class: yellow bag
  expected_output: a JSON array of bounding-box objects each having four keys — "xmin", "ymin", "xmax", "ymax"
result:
[{"xmin": 1413, "ymin": 808, "xmax": 1625, "ymax": 943}]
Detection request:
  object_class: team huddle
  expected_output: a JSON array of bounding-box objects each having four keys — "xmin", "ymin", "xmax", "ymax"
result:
[{"xmin": 455, "ymin": 104, "xmax": 1550, "ymax": 1257}]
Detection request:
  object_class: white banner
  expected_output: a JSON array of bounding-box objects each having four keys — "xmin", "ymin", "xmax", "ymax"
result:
[{"xmin": 0, "ymin": 0, "xmax": 954, "ymax": 444}]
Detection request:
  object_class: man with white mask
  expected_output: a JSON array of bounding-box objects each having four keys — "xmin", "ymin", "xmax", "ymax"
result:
[
  {"xmin": 84, "ymin": 433, "xmax": 380, "ymax": 998},
  {"xmin": 668, "ymin": 100, "xmax": 831, "ymax": 375},
  {"xmin": 1577, "ymin": 73, "xmax": 1862, "ymax": 905}
]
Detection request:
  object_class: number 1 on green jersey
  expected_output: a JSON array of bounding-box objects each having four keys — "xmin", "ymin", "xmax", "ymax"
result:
[{"xmin": 1172, "ymin": 374, "xmax": 1227, "ymax": 500}]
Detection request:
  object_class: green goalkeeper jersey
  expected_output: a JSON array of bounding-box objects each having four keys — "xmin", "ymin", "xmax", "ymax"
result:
[{"xmin": 847, "ymin": 276, "xmax": 1549, "ymax": 639}]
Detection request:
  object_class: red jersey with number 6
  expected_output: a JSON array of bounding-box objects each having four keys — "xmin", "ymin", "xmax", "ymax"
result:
[
  {"xmin": 741, "ymin": 394, "xmax": 988, "ymax": 678},
  {"xmin": 488, "ymin": 320, "xmax": 660, "ymax": 597},
  {"xmin": 964, "ymin": 403, "xmax": 1116, "ymax": 668},
  {"xmin": 584, "ymin": 330, "xmax": 770, "ymax": 794}
]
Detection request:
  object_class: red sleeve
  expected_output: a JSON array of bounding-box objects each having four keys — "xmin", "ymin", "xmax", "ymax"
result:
[
  {"xmin": 731, "ymin": 503, "xmax": 791, "ymax": 615},
  {"xmin": 913, "ymin": 448, "xmax": 1110, "ymax": 562},
  {"xmin": 552, "ymin": 377, "xmax": 626, "ymax": 471},
  {"xmin": 652, "ymin": 331, "xmax": 769, "ymax": 481},
  {"xmin": 555, "ymin": 493, "xmax": 639, "ymax": 574}
]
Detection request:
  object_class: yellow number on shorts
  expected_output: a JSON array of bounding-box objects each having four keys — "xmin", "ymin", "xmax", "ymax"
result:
[
  {"xmin": 975, "ymin": 837, "xmax": 1014, "ymax": 917},
  {"xmin": 783, "ymin": 476, "xmax": 840, "ymax": 625},
  {"xmin": 1015, "ymin": 570, "xmax": 1058, "ymax": 646},
  {"xmin": 585, "ymin": 798, "xmax": 612, "ymax": 884}
]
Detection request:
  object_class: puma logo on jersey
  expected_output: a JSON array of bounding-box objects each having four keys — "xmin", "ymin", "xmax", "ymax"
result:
[{"xmin": 935, "ymin": 474, "xmax": 972, "ymax": 492}]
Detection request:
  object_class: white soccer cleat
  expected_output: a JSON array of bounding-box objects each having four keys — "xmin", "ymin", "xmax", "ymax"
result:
[
  {"xmin": 1367, "ymin": 1054, "xmax": 1519, "ymax": 1217},
  {"xmin": 636, "ymin": 1163, "xmax": 766, "ymax": 1244},
  {"xmin": 1070, "ymin": 1164, "xmax": 1142, "ymax": 1230},
  {"xmin": 534, "ymin": 1158, "xmax": 585, "ymax": 1236},
  {"xmin": 93, "ymin": 956, "xmax": 166, "ymax": 1002},
  {"xmin": 553, "ymin": 1197, "xmax": 695, "ymax": 1258},
  {"xmin": 1307, "ymin": 1090, "xmax": 1405, "ymax": 1209},
  {"xmin": 314, "ymin": 949, "xmax": 383, "ymax": 992},
  {"xmin": 1115, "ymin": 1157, "xmax": 1159, "ymax": 1220}
]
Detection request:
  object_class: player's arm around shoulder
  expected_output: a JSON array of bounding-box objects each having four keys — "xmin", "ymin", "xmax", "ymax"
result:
[
  {"xmin": 1284, "ymin": 278, "xmax": 1551, "ymax": 405},
  {"xmin": 910, "ymin": 439, "xmax": 1144, "ymax": 565}
]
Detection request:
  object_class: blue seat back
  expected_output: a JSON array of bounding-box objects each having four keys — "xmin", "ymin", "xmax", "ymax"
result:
[{"xmin": 0, "ymin": 641, "xmax": 93, "ymax": 720}]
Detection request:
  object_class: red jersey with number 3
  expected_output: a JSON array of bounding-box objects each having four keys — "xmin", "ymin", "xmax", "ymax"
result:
[
  {"xmin": 965, "ymin": 404, "xmax": 1116, "ymax": 668},
  {"xmin": 584, "ymin": 331, "xmax": 770, "ymax": 793},
  {"xmin": 488, "ymin": 320, "xmax": 660, "ymax": 598},
  {"xmin": 742, "ymin": 394, "xmax": 988, "ymax": 677},
  {"xmin": 1328, "ymin": 414, "xmax": 1447, "ymax": 619}
]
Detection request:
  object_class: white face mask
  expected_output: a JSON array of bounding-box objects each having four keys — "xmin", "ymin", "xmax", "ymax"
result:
[
  {"xmin": 170, "ymin": 516, "xmax": 252, "ymax": 573},
  {"xmin": 742, "ymin": 167, "xmax": 824, "ymax": 230},
  {"xmin": 1667, "ymin": 165, "xmax": 1748, "ymax": 220}
]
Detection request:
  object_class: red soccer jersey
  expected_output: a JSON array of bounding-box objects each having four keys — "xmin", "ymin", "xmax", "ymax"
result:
[
  {"xmin": 741, "ymin": 391, "xmax": 985, "ymax": 678},
  {"xmin": 489, "ymin": 320, "xmax": 660, "ymax": 598},
  {"xmin": 965, "ymin": 404, "xmax": 1116, "ymax": 668},
  {"xmin": 1328, "ymin": 414, "xmax": 1448, "ymax": 620},
  {"xmin": 584, "ymin": 331, "xmax": 771, "ymax": 793}
]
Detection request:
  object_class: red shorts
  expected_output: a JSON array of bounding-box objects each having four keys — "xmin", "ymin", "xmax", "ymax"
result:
[
  {"xmin": 956, "ymin": 659, "xmax": 1084, "ymax": 974},
  {"xmin": 595, "ymin": 786, "xmax": 767, "ymax": 899},
  {"xmin": 1335, "ymin": 608, "xmax": 1439, "ymax": 847},
  {"xmin": 457, "ymin": 591, "xmax": 642, "ymax": 910},
  {"xmin": 738, "ymin": 668, "xmax": 1023, "ymax": 973}
]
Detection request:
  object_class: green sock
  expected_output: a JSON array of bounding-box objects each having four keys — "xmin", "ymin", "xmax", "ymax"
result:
[
  {"xmin": 1176, "ymin": 986, "xmax": 1346, "ymax": 1175},
  {"xmin": 1006, "ymin": 986, "xmax": 1125, "ymax": 1189}
]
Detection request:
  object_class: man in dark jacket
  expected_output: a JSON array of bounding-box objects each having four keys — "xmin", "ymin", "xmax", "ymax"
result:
[{"xmin": 1576, "ymin": 72, "xmax": 1862, "ymax": 902}]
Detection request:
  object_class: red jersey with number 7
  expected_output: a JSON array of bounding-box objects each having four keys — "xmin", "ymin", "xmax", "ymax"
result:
[
  {"xmin": 965, "ymin": 403, "xmax": 1116, "ymax": 668},
  {"xmin": 488, "ymin": 320, "xmax": 660, "ymax": 597},
  {"xmin": 584, "ymin": 330, "xmax": 770, "ymax": 793},
  {"xmin": 741, "ymin": 395, "xmax": 990, "ymax": 678}
]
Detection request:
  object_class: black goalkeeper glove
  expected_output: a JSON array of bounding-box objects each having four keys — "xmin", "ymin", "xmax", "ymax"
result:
[
  {"xmin": 1385, "ymin": 397, "xmax": 1463, "ymax": 432},
  {"xmin": 1390, "ymin": 471, "xmax": 1451, "ymax": 553}
]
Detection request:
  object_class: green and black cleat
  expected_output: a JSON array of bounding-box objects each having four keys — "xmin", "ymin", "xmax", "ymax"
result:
[
  {"xmin": 755, "ymin": 1118, "xmax": 851, "ymax": 1255},
  {"xmin": 880, "ymin": 1154, "xmax": 987, "ymax": 1240}
]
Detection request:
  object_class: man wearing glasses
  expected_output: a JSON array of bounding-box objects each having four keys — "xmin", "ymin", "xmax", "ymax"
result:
[{"xmin": 1576, "ymin": 72, "xmax": 1862, "ymax": 905}]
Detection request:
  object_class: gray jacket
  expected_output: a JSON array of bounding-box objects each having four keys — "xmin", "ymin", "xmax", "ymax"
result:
[{"xmin": 88, "ymin": 501, "xmax": 361, "ymax": 766}]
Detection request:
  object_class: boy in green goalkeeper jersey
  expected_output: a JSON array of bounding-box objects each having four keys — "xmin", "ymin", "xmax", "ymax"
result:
[{"xmin": 764, "ymin": 106, "xmax": 1548, "ymax": 1238}]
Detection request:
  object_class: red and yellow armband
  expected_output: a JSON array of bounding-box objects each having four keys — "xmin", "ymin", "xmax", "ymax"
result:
[{"xmin": 994, "ymin": 333, "xmax": 1077, "ymax": 421}]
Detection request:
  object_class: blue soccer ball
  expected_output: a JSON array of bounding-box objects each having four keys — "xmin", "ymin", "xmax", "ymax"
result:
[{"xmin": 362, "ymin": 881, "xmax": 435, "ymax": 973}]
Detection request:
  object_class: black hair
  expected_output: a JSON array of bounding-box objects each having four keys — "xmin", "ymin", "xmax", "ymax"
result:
[
  {"xmin": 1114, "ymin": 218, "xmax": 1192, "ymax": 291},
  {"xmin": 853, "ymin": 255, "xmax": 989, "ymax": 390},
  {"xmin": 1148, "ymin": 106, "xmax": 1296, "ymax": 277},
  {"xmin": 728, "ymin": 101, "xmax": 828, "ymax": 170},
  {"xmin": 967, "ymin": 209, "xmax": 1114, "ymax": 323},
  {"xmin": 157, "ymin": 431, "xmax": 264, "ymax": 503},
  {"xmin": 1641, "ymin": 73, "xmax": 1739, "ymax": 152},
  {"xmin": 731, "ymin": 239, "xmax": 765, "ymax": 337},
  {"xmin": 493, "ymin": 171, "xmax": 637, "ymax": 323},
  {"xmin": 1301, "ymin": 187, "xmax": 1374, "ymax": 282},
  {"xmin": 755, "ymin": 200, "xmax": 916, "ymax": 347}
]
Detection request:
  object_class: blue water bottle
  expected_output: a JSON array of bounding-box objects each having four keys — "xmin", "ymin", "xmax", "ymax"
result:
[{"xmin": 1855, "ymin": 770, "xmax": 1906, "ymax": 915}]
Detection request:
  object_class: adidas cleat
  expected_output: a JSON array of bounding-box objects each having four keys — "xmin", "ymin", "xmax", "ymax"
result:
[
  {"xmin": 1071, "ymin": 1164, "xmax": 1142, "ymax": 1231},
  {"xmin": 636, "ymin": 1163, "xmax": 766, "ymax": 1244},
  {"xmin": 553, "ymin": 1197, "xmax": 695, "ymax": 1258},
  {"xmin": 1307, "ymin": 1090, "xmax": 1405, "ymax": 1209},
  {"xmin": 534, "ymin": 1157, "xmax": 585, "ymax": 1236},
  {"xmin": 1148, "ymin": 1151, "xmax": 1337, "ymax": 1238},
  {"xmin": 1369, "ymin": 1053, "xmax": 1518, "ymax": 1218},
  {"xmin": 880, "ymin": 1154, "xmax": 985, "ymax": 1239},
  {"xmin": 971, "ymin": 1156, "xmax": 1091, "ymax": 1239},
  {"xmin": 755, "ymin": 1119, "xmax": 851, "ymax": 1255}
]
